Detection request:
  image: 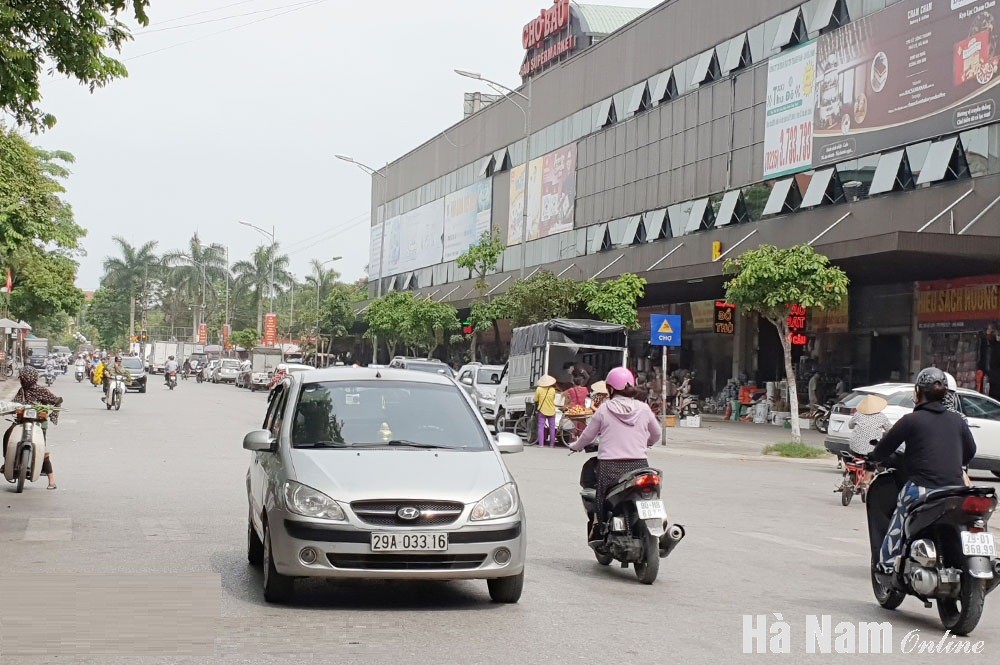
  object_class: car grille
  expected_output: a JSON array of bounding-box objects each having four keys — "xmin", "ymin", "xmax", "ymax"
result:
[
  {"xmin": 351, "ymin": 501, "xmax": 464, "ymax": 526},
  {"xmin": 326, "ymin": 554, "xmax": 486, "ymax": 570}
]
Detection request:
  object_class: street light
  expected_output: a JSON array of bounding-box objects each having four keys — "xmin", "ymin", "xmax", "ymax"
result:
[
  {"xmin": 313, "ymin": 257, "xmax": 342, "ymax": 367},
  {"xmin": 238, "ymin": 220, "xmax": 276, "ymax": 314},
  {"xmin": 336, "ymin": 154, "xmax": 388, "ymax": 364},
  {"xmin": 455, "ymin": 69, "xmax": 531, "ymax": 278}
]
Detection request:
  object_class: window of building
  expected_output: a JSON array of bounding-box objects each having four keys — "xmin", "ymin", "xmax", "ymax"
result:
[
  {"xmin": 810, "ymin": 0, "xmax": 851, "ymax": 35},
  {"xmin": 961, "ymin": 127, "xmax": 989, "ymax": 177},
  {"xmin": 714, "ymin": 189, "xmax": 751, "ymax": 227},
  {"xmin": 643, "ymin": 208, "xmax": 670, "ymax": 241},
  {"xmin": 683, "ymin": 197, "xmax": 716, "ymax": 233},
  {"xmin": 588, "ymin": 223, "xmax": 609, "ymax": 253},
  {"xmin": 762, "ymin": 177, "xmax": 803, "ymax": 216},
  {"xmin": 626, "ymin": 81, "xmax": 651, "ymax": 116},
  {"xmin": 867, "ymin": 149, "xmax": 914, "ymax": 195},
  {"xmin": 691, "ymin": 48, "xmax": 722, "ymax": 87},
  {"xmin": 650, "ymin": 69, "xmax": 678, "ymax": 105},
  {"xmin": 772, "ymin": 8, "xmax": 807, "ymax": 51},
  {"xmin": 721, "ymin": 34, "xmax": 752, "ymax": 75},
  {"xmin": 479, "ymin": 155, "xmax": 495, "ymax": 179},
  {"xmin": 916, "ymin": 136, "xmax": 970, "ymax": 185},
  {"xmin": 799, "ymin": 167, "xmax": 846, "ymax": 208}
]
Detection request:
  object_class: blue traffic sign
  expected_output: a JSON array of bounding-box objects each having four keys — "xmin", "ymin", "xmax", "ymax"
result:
[{"xmin": 650, "ymin": 314, "xmax": 682, "ymax": 347}]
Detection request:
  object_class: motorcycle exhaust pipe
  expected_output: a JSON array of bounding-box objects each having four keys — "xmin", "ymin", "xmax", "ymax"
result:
[{"xmin": 659, "ymin": 524, "xmax": 685, "ymax": 559}]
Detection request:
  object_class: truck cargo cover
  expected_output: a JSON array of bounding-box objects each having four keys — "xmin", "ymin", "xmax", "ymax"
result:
[{"xmin": 510, "ymin": 319, "xmax": 627, "ymax": 356}]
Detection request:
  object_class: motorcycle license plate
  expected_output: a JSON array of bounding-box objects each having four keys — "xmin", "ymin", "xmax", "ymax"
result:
[
  {"xmin": 961, "ymin": 532, "xmax": 997, "ymax": 557},
  {"xmin": 635, "ymin": 500, "xmax": 666, "ymax": 520},
  {"xmin": 370, "ymin": 532, "xmax": 448, "ymax": 552}
]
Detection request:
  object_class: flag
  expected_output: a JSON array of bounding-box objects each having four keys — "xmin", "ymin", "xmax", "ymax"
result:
[{"xmin": 4, "ymin": 268, "xmax": 10, "ymax": 294}]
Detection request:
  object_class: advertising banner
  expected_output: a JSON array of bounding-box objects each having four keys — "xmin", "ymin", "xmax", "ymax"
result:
[
  {"xmin": 263, "ymin": 313, "xmax": 279, "ymax": 347},
  {"xmin": 713, "ymin": 301, "xmax": 737, "ymax": 335},
  {"xmin": 810, "ymin": 296, "xmax": 850, "ymax": 334},
  {"xmin": 763, "ymin": 0, "xmax": 1000, "ymax": 175},
  {"xmin": 383, "ymin": 198, "xmax": 445, "ymax": 275},
  {"xmin": 443, "ymin": 181, "xmax": 492, "ymax": 261},
  {"xmin": 763, "ymin": 42, "xmax": 818, "ymax": 178},
  {"xmin": 689, "ymin": 300, "xmax": 716, "ymax": 330},
  {"xmin": 507, "ymin": 144, "xmax": 577, "ymax": 245},
  {"xmin": 917, "ymin": 274, "xmax": 1000, "ymax": 329},
  {"xmin": 222, "ymin": 324, "xmax": 231, "ymax": 350},
  {"xmin": 198, "ymin": 323, "xmax": 208, "ymax": 345},
  {"xmin": 368, "ymin": 223, "xmax": 383, "ymax": 279}
]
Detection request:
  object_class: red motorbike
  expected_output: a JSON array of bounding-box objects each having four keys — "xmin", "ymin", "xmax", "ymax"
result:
[{"xmin": 836, "ymin": 452, "xmax": 867, "ymax": 506}]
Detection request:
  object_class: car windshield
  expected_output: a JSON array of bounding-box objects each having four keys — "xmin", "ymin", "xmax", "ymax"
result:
[
  {"xmin": 406, "ymin": 362, "xmax": 454, "ymax": 377},
  {"xmin": 122, "ymin": 358, "xmax": 143, "ymax": 371},
  {"xmin": 477, "ymin": 369, "xmax": 501, "ymax": 385},
  {"xmin": 291, "ymin": 381, "xmax": 489, "ymax": 450}
]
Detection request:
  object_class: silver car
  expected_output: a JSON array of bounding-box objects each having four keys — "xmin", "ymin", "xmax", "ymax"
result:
[
  {"xmin": 244, "ymin": 367, "xmax": 526, "ymax": 603},
  {"xmin": 213, "ymin": 358, "xmax": 241, "ymax": 383},
  {"xmin": 457, "ymin": 364, "xmax": 503, "ymax": 424}
]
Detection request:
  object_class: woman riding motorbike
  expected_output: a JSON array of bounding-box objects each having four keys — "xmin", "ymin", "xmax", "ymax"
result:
[
  {"xmin": 569, "ymin": 367, "xmax": 661, "ymax": 541},
  {"xmin": 4, "ymin": 367, "xmax": 62, "ymax": 489}
]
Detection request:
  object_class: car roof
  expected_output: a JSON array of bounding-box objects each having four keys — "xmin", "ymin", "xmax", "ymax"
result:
[
  {"xmin": 852, "ymin": 383, "xmax": 997, "ymax": 401},
  {"xmin": 294, "ymin": 367, "xmax": 455, "ymax": 386}
]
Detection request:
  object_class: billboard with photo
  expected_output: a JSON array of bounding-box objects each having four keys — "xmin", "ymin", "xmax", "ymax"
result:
[
  {"xmin": 443, "ymin": 181, "xmax": 493, "ymax": 261},
  {"xmin": 763, "ymin": 0, "xmax": 1000, "ymax": 176},
  {"xmin": 383, "ymin": 198, "xmax": 445, "ymax": 275},
  {"xmin": 507, "ymin": 144, "xmax": 577, "ymax": 245},
  {"xmin": 763, "ymin": 42, "xmax": 817, "ymax": 179}
]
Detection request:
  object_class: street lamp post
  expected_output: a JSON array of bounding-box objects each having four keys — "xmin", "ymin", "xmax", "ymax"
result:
[
  {"xmin": 335, "ymin": 154, "xmax": 388, "ymax": 364},
  {"xmin": 238, "ymin": 220, "xmax": 277, "ymax": 314},
  {"xmin": 312, "ymin": 257, "xmax": 342, "ymax": 367},
  {"xmin": 455, "ymin": 69, "xmax": 531, "ymax": 278}
]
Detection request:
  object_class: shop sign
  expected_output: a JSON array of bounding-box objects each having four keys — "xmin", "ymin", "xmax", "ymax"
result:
[
  {"xmin": 222, "ymin": 324, "xmax": 231, "ymax": 350},
  {"xmin": 809, "ymin": 295, "xmax": 849, "ymax": 334},
  {"xmin": 522, "ymin": 0, "xmax": 571, "ymax": 50},
  {"xmin": 714, "ymin": 301, "xmax": 736, "ymax": 335},
  {"xmin": 198, "ymin": 323, "xmax": 208, "ymax": 345},
  {"xmin": 650, "ymin": 314, "xmax": 682, "ymax": 347},
  {"xmin": 690, "ymin": 300, "xmax": 716, "ymax": 331},
  {"xmin": 917, "ymin": 275, "xmax": 1000, "ymax": 329},
  {"xmin": 520, "ymin": 35, "xmax": 577, "ymax": 78},
  {"xmin": 263, "ymin": 313, "xmax": 279, "ymax": 347},
  {"xmin": 787, "ymin": 304, "xmax": 808, "ymax": 346}
]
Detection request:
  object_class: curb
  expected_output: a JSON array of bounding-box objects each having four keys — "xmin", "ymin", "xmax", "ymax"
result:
[{"xmin": 649, "ymin": 445, "xmax": 836, "ymax": 467}]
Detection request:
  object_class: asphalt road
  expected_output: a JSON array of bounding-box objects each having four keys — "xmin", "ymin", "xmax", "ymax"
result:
[{"xmin": 1, "ymin": 374, "xmax": 998, "ymax": 663}]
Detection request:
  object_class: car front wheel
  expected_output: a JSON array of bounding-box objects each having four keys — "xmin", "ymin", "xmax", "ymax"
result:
[
  {"xmin": 487, "ymin": 570, "xmax": 523, "ymax": 603},
  {"xmin": 262, "ymin": 522, "xmax": 294, "ymax": 603},
  {"xmin": 248, "ymin": 508, "xmax": 263, "ymax": 567}
]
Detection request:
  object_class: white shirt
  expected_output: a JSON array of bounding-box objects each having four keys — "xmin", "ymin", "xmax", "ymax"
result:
[{"xmin": 165, "ymin": 360, "xmax": 179, "ymax": 372}]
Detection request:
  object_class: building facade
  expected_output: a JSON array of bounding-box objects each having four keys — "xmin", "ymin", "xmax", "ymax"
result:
[{"xmin": 368, "ymin": 0, "xmax": 1000, "ymax": 401}]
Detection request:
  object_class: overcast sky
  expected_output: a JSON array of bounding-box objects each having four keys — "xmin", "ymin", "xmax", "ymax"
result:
[{"xmin": 33, "ymin": 0, "xmax": 660, "ymax": 290}]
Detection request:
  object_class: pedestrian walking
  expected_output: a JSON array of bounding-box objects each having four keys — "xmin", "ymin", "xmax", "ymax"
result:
[{"xmin": 534, "ymin": 375, "xmax": 558, "ymax": 447}]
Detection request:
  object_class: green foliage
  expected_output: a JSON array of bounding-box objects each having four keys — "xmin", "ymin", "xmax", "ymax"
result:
[
  {"xmin": 231, "ymin": 243, "xmax": 293, "ymax": 332},
  {"xmin": 8, "ymin": 249, "xmax": 85, "ymax": 322},
  {"xmin": 762, "ymin": 442, "xmax": 827, "ymax": 458},
  {"xmin": 456, "ymin": 228, "xmax": 505, "ymax": 292},
  {"xmin": 578, "ymin": 273, "xmax": 647, "ymax": 329},
  {"xmin": 230, "ymin": 328, "xmax": 259, "ymax": 351},
  {"xmin": 364, "ymin": 292, "xmax": 415, "ymax": 358},
  {"xmin": 0, "ymin": 1, "xmax": 150, "ymax": 130},
  {"xmin": 405, "ymin": 299, "xmax": 460, "ymax": 356},
  {"xmin": 85, "ymin": 287, "xmax": 131, "ymax": 349},
  {"xmin": 492, "ymin": 270, "xmax": 580, "ymax": 327},
  {"xmin": 323, "ymin": 285, "xmax": 359, "ymax": 337},
  {"xmin": 364, "ymin": 292, "xmax": 459, "ymax": 357}
]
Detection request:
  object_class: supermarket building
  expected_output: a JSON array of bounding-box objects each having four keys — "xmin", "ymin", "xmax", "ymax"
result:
[{"xmin": 366, "ymin": 0, "xmax": 1000, "ymax": 400}]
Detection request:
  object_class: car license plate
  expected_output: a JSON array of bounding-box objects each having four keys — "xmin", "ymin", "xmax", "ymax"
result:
[
  {"xmin": 832, "ymin": 420, "xmax": 844, "ymax": 432},
  {"xmin": 370, "ymin": 532, "xmax": 448, "ymax": 552},
  {"xmin": 635, "ymin": 500, "xmax": 666, "ymax": 520},
  {"xmin": 961, "ymin": 532, "xmax": 997, "ymax": 557}
]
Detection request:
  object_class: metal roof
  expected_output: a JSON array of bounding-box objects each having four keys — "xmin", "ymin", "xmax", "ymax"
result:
[{"xmin": 573, "ymin": 2, "xmax": 648, "ymax": 36}]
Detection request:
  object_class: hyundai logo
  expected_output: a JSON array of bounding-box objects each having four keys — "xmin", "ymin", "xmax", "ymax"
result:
[{"xmin": 397, "ymin": 507, "xmax": 421, "ymax": 521}]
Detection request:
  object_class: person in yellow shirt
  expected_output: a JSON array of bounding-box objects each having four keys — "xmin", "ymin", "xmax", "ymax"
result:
[{"xmin": 534, "ymin": 375, "xmax": 558, "ymax": 447}]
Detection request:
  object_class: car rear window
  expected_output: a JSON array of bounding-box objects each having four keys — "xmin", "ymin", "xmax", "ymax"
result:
[
  {"xmin": 886, "ymin": 390, "xmax": 915, "ymax": 408},
  {"xmin": 221, "ymin": 360, "xmax": 240, "ymax": 368},
  {"xmin": 291, "ymin": 381, "xmax": 489, "ymax": 450},
  {"xmin": 477, "ymin": 369, "xmax": 501, "ymax": 385},
  {"xmin": 838, "ymin": 391, "xmax": 870, "ymax": 407}
]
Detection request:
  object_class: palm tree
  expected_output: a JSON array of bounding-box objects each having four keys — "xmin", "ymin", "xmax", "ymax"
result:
[
  {"xmin": 162, "ymin": 233, "xmax": 228, "ymax": 340},
  {"xmin": 102, "ymin": 237, "xmax": 159, "ymax": 339},
  {"xmin": 304, "ymin": 258, "xmax": 341, "ymax": 331},
  {"xmin": 231, "ymin": 243, "xmax": 292, "ymax": 333}
]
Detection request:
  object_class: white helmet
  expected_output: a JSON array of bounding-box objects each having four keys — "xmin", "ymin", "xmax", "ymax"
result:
[{"xmin": 943, "ymin": 371, "xmax": 958, "ymax": 392}]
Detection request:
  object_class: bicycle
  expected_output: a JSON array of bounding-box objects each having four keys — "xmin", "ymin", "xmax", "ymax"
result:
[
  {"xmin": 513, "ymin": 403, "xmax": 578, "ymax": 447},
  {"xmin": 835, "ymin": 451, "xmax": 867, "ymax": 506}
]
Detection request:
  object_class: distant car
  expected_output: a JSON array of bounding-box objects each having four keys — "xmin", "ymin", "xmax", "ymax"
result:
[
  {"xmin": 457, "ymin": 363, "xmax": 504, "ymax": 424},
  {"xmin": 389, "ymin": 357, "xmax": 456, "ymax": 379},
  {"xmin": 824, "ymin": 383, "xmax": 1000, "ymax": 477},
  {"xmin": 213, "ymin": 358, "xmax": 242, "ymax": 383},
  {"xmin": 243, "ymin": 367, "xmax": 525, "ymax": 604},
  {"xmin": 121, "ymin": 356, "xmax": 147, "ymax": 393},
  {"xmin": 202, "ymin": 359, "xmax": 220, "ymax": 381}
]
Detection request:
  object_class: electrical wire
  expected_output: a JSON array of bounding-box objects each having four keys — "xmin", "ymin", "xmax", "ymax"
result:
[
  {"xmin": 284, "ymin": 211, "xmax": 373, "ymax": 255},
  {"xmin": 151, "ymin": 0, "xmax": 262, "ymax": 26},
  {"xmin": 141, "ymin": 0, "xmax": 324, "ymax": 35},
  {"xmin": 125, "ymin": 0, "xmax": 329, "ymax": 62}
]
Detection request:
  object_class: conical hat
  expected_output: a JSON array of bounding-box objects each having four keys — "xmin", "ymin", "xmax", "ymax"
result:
[
  {"xmin": 537, "ymin": 375, "xmax": 557, "ymax": 387},
  {"xmin": 590, "ymin": 380, "xmax": 609, "ymax": 395},
  {"xmin": 857, "ymin": 395, "xmax": 887, "ymax": 415}
]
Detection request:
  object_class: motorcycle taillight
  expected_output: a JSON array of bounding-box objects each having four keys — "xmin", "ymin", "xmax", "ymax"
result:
[
  {"xmin": 635, "ymin": 474, "xmax": 660, "ymax": 489},
  {"xmin": 962, "ymin": 496, "xmax": 995, "ymax": 515}
]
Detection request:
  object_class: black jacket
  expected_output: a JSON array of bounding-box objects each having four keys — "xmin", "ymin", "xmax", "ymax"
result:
[{"xmin": 870, "ymin": 401, "xmax": 976, "ymax": 489}]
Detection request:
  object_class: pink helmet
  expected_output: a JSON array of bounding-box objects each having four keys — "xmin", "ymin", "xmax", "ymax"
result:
[{"xmin": 606, "ymin": 366, "xmax": 635, "ymax": 391}]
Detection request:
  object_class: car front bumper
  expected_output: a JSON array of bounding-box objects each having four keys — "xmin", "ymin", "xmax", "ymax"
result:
[
  {"xmin": 970, "ymin": 456, "xmax": 1000, "ymax": 473},
  {"xmin": 478, "ymin": 402, "xmax": 497, "ymax": 422},
  {"xmin": 269, "ymin": 508, "xmax": 526, "ymax": 580},
  {"xmin": 126, "ymin": 376, "xmax": 147, "ymax": 390}
]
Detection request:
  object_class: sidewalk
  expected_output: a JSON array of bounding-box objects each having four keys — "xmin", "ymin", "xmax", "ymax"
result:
[{"xmin": 657, "ymin": 413, "xmax": 828, "ymax": 459}]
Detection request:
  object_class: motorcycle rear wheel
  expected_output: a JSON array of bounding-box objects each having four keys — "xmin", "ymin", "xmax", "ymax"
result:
[
  {"xmin": 871, "ymin": 570, "xmax": 905, "ymax": 610},
  {"xmin": 633, "ymin": 530, "xmax": 660, "ymax": 584},
  {"xmin": 15, "ymin": 446, "xmax": 30, "ymax": 493},
  {"xmin": 594, "ymin": 549, "xmax": 613, "ymax": 566},
  {"xmin": 815, "ymin": 415, "xmax": 829, "ymax": 434},
  {"xmin": 841, "ymin": 485, "xmax": 854, "ymax": 506},
  {"xmin": 938, "ymin": 574, "xmax": 986, "ymax": 636}
]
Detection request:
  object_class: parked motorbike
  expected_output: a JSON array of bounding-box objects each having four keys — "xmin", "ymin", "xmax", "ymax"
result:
[
  {"xmin": 2, "ymin": 403, "xmax": 50, "ymax": 493},
  {"xmin": 166, "ymin": 371, "xmax": 178, "ymax": 390},
  {"xmin": 578, "ymin": 455, "xmax": 684, "ymax": 584},
  {"xmin": 867, "ymin": 463, "xmax": 1000, "ymax": 635},
  {"xmin": 106, "ymin": 376, "xmax": 126, "ymax": 411},
  {"xmin": 803, "ymin": 399, "xmax": 834, "ymax": 434},
  {"xmin": 672, "ymin": 376, "xmax": 699, "ymax": 417}
]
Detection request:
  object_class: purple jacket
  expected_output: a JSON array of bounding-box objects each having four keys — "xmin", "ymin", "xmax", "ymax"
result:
[{"xmin": 569, "ymin": 396, "xmax": 660, "ymax": 459}]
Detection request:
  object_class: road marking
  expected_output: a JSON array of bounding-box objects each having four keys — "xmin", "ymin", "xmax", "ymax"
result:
[
  {"xmin": 734, "ymin": 531, "xmax": 858, "ymax": 558},
  {"xmin": 24, "ymin": 517, "xmax": 73, "ymax": 541},
  {"xmin": 139, "ymin": 518, "xmax": 191, "ymax": 541}
]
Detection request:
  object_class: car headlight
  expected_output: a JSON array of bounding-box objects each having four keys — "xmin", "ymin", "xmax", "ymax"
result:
[
  {"xmin": 470, "ymin": 483, "xmax": 519, "ymax": 521},
  {"xmin": 479, "ymin": 394, "xmax": 496, "ymax": 403},
  {"xmin": 283, "ymin": 481, "xmax": 346, "ymax": 521}
]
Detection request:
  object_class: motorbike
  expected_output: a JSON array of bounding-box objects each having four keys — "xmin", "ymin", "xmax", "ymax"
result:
[
  {"xmin": 44, "ymin": 369, "xmax": 56, "ymax": 386},
  {"xmin": 578, "ymin": 454, "xmax": 685, "ymax": 584},
  {"xmin": 106, "ymin": 375, "xmax": 126, "ymax": 410},
  {"xmin": 75, "ymin": 366, "xmax": 85, "ymax": 382},
  {"xmin": 195, "ymin": 367, "xmax": 205, "ymax": 384},
  {"xmin": 2, "ymin": 403, "xmax": 50, "ymax": 493},
  {"xmin": 867, "ymin": 462, "xmax": 1000, "ymax": 635},
  {"xmin": 166, "ymin": 371, "xmax": 178, "ymax": 390},
  {"xmin": 803, "ymin": 399, "xmax": 834, "ymax": 434},
  {"xmin": 672, "ymin": 376, "xmax": 699, "ymax": 417}
]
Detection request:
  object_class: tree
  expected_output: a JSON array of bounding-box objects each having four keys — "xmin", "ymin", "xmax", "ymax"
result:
[
  {"xmin": 723, "ymin": 244, "xmax": 849, "ymax": 443},
  {"xmin": 578, "ymin": 273, "xmax": 647, "ymax": 329},
  {"xmin": 8, "ymin": 249, "xmax": 85, "ymax": 323},
  {"xmin": 305, "ymin": 258, "xmax": 341, "ymax": 305},
  {"xmin": 405, "ymin": 299, "xmax": 460, "ymax": 357},
  {"xmin": 323, "ymin": 285, "xmax": 358, "ymax": 337},
  {"xmin": 102, "ymin": 236, "xmax": 158, "ymax": 338},
  {"xmin": 364, "ymin": 292, "xmax": 416, "ymax": 359},
  {"xmin": 456, "ymin": 228, "xmax": 505, "ymax": 361},
  {"xmin": 85, "ymin": 286, "xmax": 131, "ymax": 349},
  {"xmin": 231, "ymin": 328, "xmax": 259, "ymax": 351},
  {"xmin": 162, "ymin": 233, "xmax": 228, "ymax": 340},
  {"xmin": 493, "ymin": 270, "xmax": 580, "ymax": 327},
  {"xmin": 0, "ymin": 1, "xmax": 150, "ymax": 131},
  {"xmin": 231, "ymin": 243, "xmax": 292, "ymax": 334}
]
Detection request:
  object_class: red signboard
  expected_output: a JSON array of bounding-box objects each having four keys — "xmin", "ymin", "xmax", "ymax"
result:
[
  {"xmin": 522, "ymin": 0, "xmax": 570, "ymax": 49},
  {"xmin": 917, "ymin": 275, "xmax": 1000, "ymax": 327},
  {"xmin": 222, "ymin": 324, "xmax": 231, "ymax": 350},
  {"xmin": 787, "ymin": 304, "xmax": 808, "ymax": 346},
  {"xmin": 263, "ymin": 313, "xmax": 279, "ymax": 347},
  {"xmin": 521, "ymin": 0, "xmax": 576, "ymax": 78},
  {"xmin": 198, "ymin": 323, "xmax": 208, "ymax": 345},
  {"xmin": 714, "ymin": 301, "xmax": 736, "ymax": 335}
]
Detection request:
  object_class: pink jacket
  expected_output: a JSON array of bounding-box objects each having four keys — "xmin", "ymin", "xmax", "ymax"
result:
[{"xmin": 569, "ymin": 396, "xmax": 660, "ymax": 459}]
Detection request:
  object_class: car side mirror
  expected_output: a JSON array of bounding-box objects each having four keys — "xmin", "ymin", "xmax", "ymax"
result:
[
  {"xmin": 495, "ymin": 432, "xmax": 524, "ymax": 454},
  {"xmin": 461, "ymin": 376, "xmax": 473, "ymax": 385},
  {"xmin": 243, "ymin": 429, "xmax": 276, "ymax": 452}
]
